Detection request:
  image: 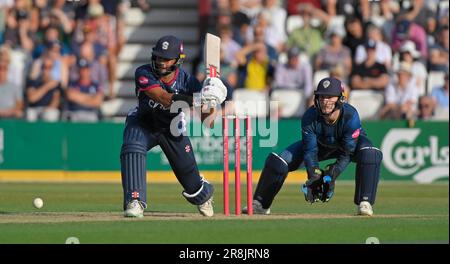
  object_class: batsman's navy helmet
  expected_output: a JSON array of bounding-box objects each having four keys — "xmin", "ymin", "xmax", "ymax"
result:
[
  {"xmin": 151, "ymin": 35, "xmax": 186, "ymax": 76},
  {"xmin": 152, "ymin": 35, "xmax": 185, "ymax": 60},
  {"xmin": 314, "ymin": 77, "xmax": 346, "ymax": 115}
]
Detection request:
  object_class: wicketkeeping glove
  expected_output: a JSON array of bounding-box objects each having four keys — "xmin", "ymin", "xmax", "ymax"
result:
[
  {"xmin": 321, "ymin": 163, "xmax": 338, "ymax": 202},
  {"xmin": 301, "ymin": 168, "xmax": 323, "ymax": 203}
]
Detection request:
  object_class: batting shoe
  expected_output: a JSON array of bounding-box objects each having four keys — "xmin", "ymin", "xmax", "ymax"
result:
[
  {"xmin": 197, "ymin": 197, "xmax": 214, "ymax": 217},
  {"xmin": 124, "ymin": 199, "xmax": 144, "ymax": 218},
  {"xmin": 242, "ymin": 200, "xmax": 271, "ymax": 215},
  {"xmin": 357, "ymin": 201, "xmax": 373, "ymax": 216}
]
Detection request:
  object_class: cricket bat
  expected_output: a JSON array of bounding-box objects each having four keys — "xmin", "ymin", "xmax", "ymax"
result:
[{"xmin": 204, "ymin": 33, "xmax": 221, "ymax": 78}]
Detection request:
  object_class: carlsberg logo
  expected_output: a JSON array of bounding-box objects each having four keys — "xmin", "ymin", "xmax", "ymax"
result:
[{"xmin": 381, "ymin": 129, "xmax": 449, "ymax": 183}]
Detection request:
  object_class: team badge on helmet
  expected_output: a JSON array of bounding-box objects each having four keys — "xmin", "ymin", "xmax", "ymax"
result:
[{"xmin": 323, "ymin": 80, "xmax": 330, "ymax": 89}]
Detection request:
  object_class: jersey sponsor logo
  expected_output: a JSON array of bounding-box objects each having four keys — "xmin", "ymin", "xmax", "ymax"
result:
[
  {"xmin": 381, "ymin": 128, "xmax": 449, "ymax": 183},
  {"xmin": 352, "ymin": 128, "xmax": 361, "ymax": 139},
  {"xmin": 147, "ymin": 98, "xmax": 169, "ymax": 110},
  {"xmin": 138, "ymin": 76, "xmax": 149, "ymax": 85}
]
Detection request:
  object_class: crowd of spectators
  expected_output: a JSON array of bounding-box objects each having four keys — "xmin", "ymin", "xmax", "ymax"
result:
[
  {"xmin": 0, "ymin": 0, "xmax": 130, "ymax": 122},
  {"xmin": 0, "ymin": 0, "xmax": 448, "ymax": 122},
  {"xmin": 196, "ymin": 0, "xmax": 449, "ymax": 121}
]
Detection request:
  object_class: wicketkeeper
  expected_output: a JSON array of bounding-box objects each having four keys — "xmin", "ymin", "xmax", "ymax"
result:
[{"xmin": 244, "ymin": 77, "xmax": 383, "ymax": 216}]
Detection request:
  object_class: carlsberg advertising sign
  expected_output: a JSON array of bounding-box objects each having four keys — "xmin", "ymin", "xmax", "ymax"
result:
[{"xmin": 381, "ymin": 128, "xmax": 449, "ymax": 183}]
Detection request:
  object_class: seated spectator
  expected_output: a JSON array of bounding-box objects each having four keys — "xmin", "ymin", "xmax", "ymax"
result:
[
  {"xmin": 273, "ymin": 47, "xmax": 313, "ymax": 100},
  {"xmin": 431, "ymin": 72, "xmax": 449, "ymax": 109},
  {"xmin": 32, "ymin": 26, "xmax": 71, "ymax": 60},
  {"xmin": 398, "ymin": 40, "xmax": 427, "ymax": 95},
  {"xmin": 350, "ymin": 40, "xmax": 389, "ymax": 91},
  {"xmin": 343, "ymin": 16, "xmax": 366, "ymax": 62},
  {"xmin": 379, "ymin": 62, "xmax": 418, "ymax": 120},
  {"xmin": 65, "ymin": 59, "xmax": 103, "ymax": 122},
  {"xmin": 391, "ymin": 19, "xmax": 428, "ymax": 59},
  {"xmin": 229, "ymin": 0, "xmax": 251, "ymax": 46},
  {"xmin": 428, "ymin": 25, "xmax": 449, "ymax": 72},
  {"xmin": 416, "ymin": 95, "xmax": 436, "ymax": 120},
  {"xmin": 235, "ymin": 42, "xmax": 274, "ymax": 91},
  {"xmin": 315, "ymin": 26, "xmax": 352, "ymax": 80},
  {"xmin": 25, "ymin": 56, "xmax": 60, "ymax": 122},
  {"xmin": 68, "ymin": 41, "xmax": 108, "ymax": 89},
  {"xmin": 354, "ymin": 23, "xmax": 392, "ymax": 70},
  {"xmin": 0, "ymin": 53, "xmax": 23, "ymax": 119},
  {"xmin": 286, "ymin": 3, "xmax": 324, "ymax": 59}
]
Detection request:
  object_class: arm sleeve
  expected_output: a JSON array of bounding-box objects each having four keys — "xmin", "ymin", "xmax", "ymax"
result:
[
  {"xmin": 334, "ymin": 112, "xmax": 362, "ymax": 177},
  {"xmin": 135, "ymin": 69, "xmax": 160, "ymax": 95},
  {"xmin": 301, "ymin": 111, "xmax": 320, "ymax": 170}
]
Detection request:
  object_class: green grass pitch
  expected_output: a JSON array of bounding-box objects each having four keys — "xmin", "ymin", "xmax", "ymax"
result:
[{"xmin": 0, "ymin": 181, "xmax": 447, "ymax": 244}]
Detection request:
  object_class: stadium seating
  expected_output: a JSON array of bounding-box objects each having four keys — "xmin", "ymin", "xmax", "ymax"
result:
[
  {"xmin": 348, "ymin": 90, "xmax": 385, "ymax": 120},
  {"xmin": 427, "ymin": 71, "xmax": 446, "ymax": 93},
  {"xmin": 232, "ymin": 89, "xmax": 269, "ymax": 118},
  {"xmin": 270, "ymin": 89, "xmax": 306, "ymax": 118}
]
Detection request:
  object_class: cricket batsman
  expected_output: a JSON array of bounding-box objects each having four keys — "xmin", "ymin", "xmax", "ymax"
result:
[
  {"xmin": 244, "ymin": 77, "xmax": 383, "ymax": 216},
  {"xmin": 120, "ymin": 35, "xmax": 227, "ymax": 217}
]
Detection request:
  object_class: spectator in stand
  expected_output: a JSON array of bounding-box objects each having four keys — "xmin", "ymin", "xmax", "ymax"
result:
[
  {"xmin": 272, "ymin": 47, "xmax": 313, "ymax": 101},
  {"xmin": 240, "ymin": 0, "xmax": 263, "ymax": 19},
  {"xmin": 0, "ymin": 46, "xmax": 23, "ymax": 119},
  {"xmin": 251, "ymin": 23, "xmax": 278, "ymax": 64},
  {"xmin": 29, "ymin": 40, "xmax": 69, "ymax": 89},
  {"xmin": 350, "ymin": 40, "xmax": 389, "ymax": 91},
  {"xmin": 25, "ymin": 55, "xmax": 60, "ymax": 122},
  {"xmin": 315, "ymin": 26, "xmax": 352, "ymax": 80},
  {"xmin": 416, "ymin": 95, "xmax": 436, "ymax": 120},
  {"xmin": 428, "ymin": 25, "xmax": 449, "ymax": 73},
  {"xmin": 398, "ymin": 40, "xmax": 427, "ymax": 95},
  {"xmin": 261, "ymin": 0, "xmax": 287, "ymax": 49},
  {"xmin": 379, "ymin": 62, "xmax": 418, "ymax": 120},
  {"xmin": 68, "ymin": 40, "xmax": 108, "ymax": 89},
  {"xmin": 287, "ymin": 0, "xmax": 322, "ymax": 16},
  {"xmin": 343, "ymin": 16, "xmax": 366, "ymax": 62},
  {"xmin": 217, "ymin": 24, "xmax": 241, "ymax": 68},
  {"xmin": 65, "ymin": 59, "xmax": 103, "ymax": 122},
  {"xmin": 32, "ymin": 26, "xmax": 71, "ymax": 60},
  {"xmin": 391, "ymin": 19, "xmax": 428, "ymax": 59},
  {"xmin": 354, "ymin": 23, "xmax": 392, "ymax": 70},
  {"xmin": 286, "ymin": 3, "xmax": 324, "ymax": 59},
  {"xmin": 325, "ymin": 0, "xmax": 370, "ymax": 22},
  {"xmin": 229, "ymin": 0, "xmax": 251, "ymax": 46},
  {"xmin": 3, "ymin": 0, "xmax": 34, "ymax": 52},
  {"xmin": 431, "ymin": 72, "xmax": 449, "ymax": 110},
  {"xmin": 235, "ymin": 42, "xmax": 274, "ymax": 91}
]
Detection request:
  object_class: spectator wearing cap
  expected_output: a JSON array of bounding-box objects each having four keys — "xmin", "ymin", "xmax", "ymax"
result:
[
  {"xmin": 0, "ymin": 45, "xmax": 23, "ymax": 119},
  {"xmin": 69, "ymin": 41, "xmax": 108, "ymax": 87},
  {"xmin": 431, "ymin": 73, "xmax": 449, "ymax": 110},
  {"xmin": 350, "ymin": 40, "xmax": 389, "ymax": 91},
  {"xmin": 65, "ymin": 59, "xmax": 103, "ymax": 122},
  {"xmin": 273, "ymin": 47, "xmax": 313, "ymax": 100},
  {"xmin": 391, "ymin": 19, "xmax": 428, "ymax": 59},
  {"xmin": 25, "ymin": 56, "xmax": 61, "ymax": 122},
  {"xmin": 398, "ymin": 40, "xmax": 427, "ymax": 95},
  {"xmin": 315, "ymin": 26, "xmax": 352, "ymax": 80},
  {"xmin": 379, "ymin": 62, "xmax": 418, "ymax": 120},
  {"xmin": 354, "ymin": 23, "xmax": 392, "ymax": 70},
  {"xmin": 32, "ymin": 26, "xmax": 71, "ymax": 59}
]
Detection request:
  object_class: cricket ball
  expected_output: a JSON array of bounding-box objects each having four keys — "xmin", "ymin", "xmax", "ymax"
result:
[{"xmin": 33, "ymin": 198, "xmax": 44, "ymax": 209}]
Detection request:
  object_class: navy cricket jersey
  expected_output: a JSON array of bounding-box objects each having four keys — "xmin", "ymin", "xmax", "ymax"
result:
[
  {"xmin": 134, "ymin": 64, "xmax": 202, "ymax": 129},
  {"xmin": 301, "ymin": 103, "xmax": 366, "ymax": 175}
]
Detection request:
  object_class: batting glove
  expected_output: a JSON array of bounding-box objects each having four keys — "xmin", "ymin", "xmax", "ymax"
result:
[{"xmin": 201, "ymin": 77, "xmax": 227, "ymax": 107}]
